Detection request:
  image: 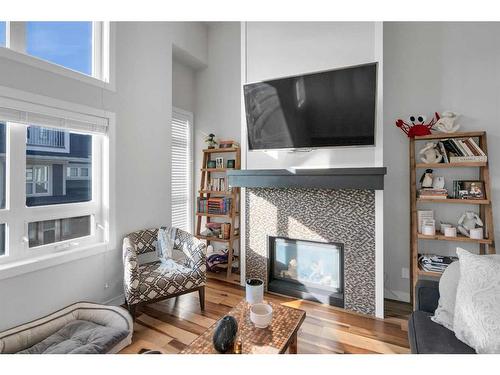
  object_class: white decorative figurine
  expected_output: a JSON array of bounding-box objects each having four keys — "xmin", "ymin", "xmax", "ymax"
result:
[
  {"xmin": 457, "ymin": 211, "xmax": 483, "ymax": 237},
  {"xmin": 435, "ymin": 111, "xmax": 461, "ymax": 133},
  {"xmin": 419, "ymin": 142, "xmax": 443, "ymax": 164},
  {"xmin": 432, "ymin": 176, "xmax": 445, "ymax": 189}
]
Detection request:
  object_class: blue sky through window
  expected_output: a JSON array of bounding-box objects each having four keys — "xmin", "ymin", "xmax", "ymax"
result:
[
  {"xmin": 26, "ymin": 22, "xmax": 92, "ymax": 75},
  {"xmin": 0, "ymin": 22, "xmax": 6, "ymax": 47}
]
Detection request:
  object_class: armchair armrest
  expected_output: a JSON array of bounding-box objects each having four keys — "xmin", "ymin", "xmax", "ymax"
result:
[
  {"xmin": 175, "ymin": 229, "xmax": 207, "ymax": 277},
  {"xmin": 122, "ymin": 237, "xmax": 140, "ymax": 303},
  {"xmin": 415, "ymin": 279, "xmax": 440, "ymax": 313}
]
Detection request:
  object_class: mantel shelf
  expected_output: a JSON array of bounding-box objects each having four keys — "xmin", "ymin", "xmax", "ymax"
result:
[{"xmin": 227, "ymin": 167, "xmax": 386, "ymax": 190}]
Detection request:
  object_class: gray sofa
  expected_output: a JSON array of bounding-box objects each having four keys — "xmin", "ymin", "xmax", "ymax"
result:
[{"xmin": 408, "ymin": 279, "xmax": 475, "ymax": 354}]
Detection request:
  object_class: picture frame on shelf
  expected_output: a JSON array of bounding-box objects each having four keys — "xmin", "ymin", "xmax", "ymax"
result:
[
  {"xmin": 215, "ymin": 157, "xmax": 224, "ymax": 169},
  {"xmin": 227, "ymin": 159, "xmax": 235, "ymax": 169},
  {"xmin": 207, "ymin": 160, "xmax": 217, "ymax": 169},
  {"xmin": 453, "ymin": 180, "xmax": 485, "ymax": 200}
]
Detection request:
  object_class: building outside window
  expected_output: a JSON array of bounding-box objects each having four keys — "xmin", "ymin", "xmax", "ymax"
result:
[{"xmin": 26, "ymin": 126, "xmax": 92, "ymax": 207}]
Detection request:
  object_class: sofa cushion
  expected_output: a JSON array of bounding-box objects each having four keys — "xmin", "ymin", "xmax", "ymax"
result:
[
  {"xmin": 17, "ymin": 320, "xmax": 129, "ymax": 354},
  {"xmin": 431, "ymin": 260, "xmax": 460, "ymax": 330},
  {"xmin": 453, "ymin": 249, "xmax": 500, "ymax": 353},
  {"xmin": 408, "ymin": 311, "xmax": 475, "ymax": 354}
]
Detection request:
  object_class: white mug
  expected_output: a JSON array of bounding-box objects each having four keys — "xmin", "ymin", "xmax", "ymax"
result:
[
  {"xmin": 469, "ymin": 227, "xmax": 483, "ymax": 240},
  {"xmin": 444, "ymin": 226, "xmax": 457, "ymax": 237}
]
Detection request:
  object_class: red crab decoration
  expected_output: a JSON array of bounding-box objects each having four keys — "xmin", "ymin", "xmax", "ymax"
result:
[{"xmin": 396, "ymin": 112, "xmax": 440, "ymax": 138}]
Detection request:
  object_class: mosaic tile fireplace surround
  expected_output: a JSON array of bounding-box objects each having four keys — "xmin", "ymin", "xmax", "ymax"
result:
[{"xmin": 245, "ymin": 188, "xmax": 376, "ymax": 315}]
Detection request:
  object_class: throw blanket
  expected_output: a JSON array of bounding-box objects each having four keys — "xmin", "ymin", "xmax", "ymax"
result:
[
  {"xmin": 157, "ymin": 226, "xmax": 177, "ymax": 261},
  {"xmin": 18, "ymin": 320, "xmax": 128, "ymax": 354}
]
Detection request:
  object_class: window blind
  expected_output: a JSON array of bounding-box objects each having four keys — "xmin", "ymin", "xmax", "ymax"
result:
[
  {"xmin": 171, "ymin": 107, "xmax": 193, "ymax": 233},
  {"xmin": 0, "ymin": 96, "xmax": 108, "ymax": 134}
]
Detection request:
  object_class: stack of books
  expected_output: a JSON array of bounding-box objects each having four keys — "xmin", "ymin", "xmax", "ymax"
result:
[
  {"xmin": 207, "ymin": 177, "xmax": 228, "ymax": 192},
  {"xmin": 418, "ymin": 254, "xmax": 458, "ymax": 273},
  {"xmin": 197, "ymin": 197, "xmax": 232, "ymax": 214},
  {"xmin": 419, "ymin": 188, "xmax": 448, "ymax": 199},
  {"xmin": 437, "ymin": 138, "xmax": 487, "ymax": 163}
]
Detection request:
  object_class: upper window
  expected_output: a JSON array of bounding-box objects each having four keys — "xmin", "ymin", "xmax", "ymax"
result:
[
  {"xmin": 26, "ymin": 22, "xmax": 92, "ymax": 76},
  {"xmin": 1, "ymin": 22, "xmax": 108, "ymax": 82},
  {"xmin": 0, "ymin": 22, "xmax": 6, "ymax": 47}
]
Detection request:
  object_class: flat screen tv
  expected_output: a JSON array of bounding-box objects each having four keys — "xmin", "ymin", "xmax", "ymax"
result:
[{"xmin": 244, "ymin": 63, "xmax": 377, "ymax": 150}]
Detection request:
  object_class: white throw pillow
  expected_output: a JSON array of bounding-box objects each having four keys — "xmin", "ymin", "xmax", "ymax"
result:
[
  {"xmin": 432, "ymin": 260, "xmax": 460, "ymax": 330},
  {"xmin": 453, "ymin": 248, "xmax": 500, "ymax": 353}
]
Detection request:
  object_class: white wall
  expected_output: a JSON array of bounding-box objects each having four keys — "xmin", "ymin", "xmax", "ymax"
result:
[
  {"xmin": 0, "ymin": 22, "xmax": 208, "ymax": 330},
  {"xmin": 173, "ymin": 58, "xmax": 196, "ymax": 112},
  {"xmin": 193, "ymin": 22, "xmax": 241, "ymax": 255},
  {"xmin": 384, "ymin": 22, "xmax": 500, "ymax": 301},
  {"xmin": 242, "ymin": 22, "xmax": 385, "ymax": 317},
  {"xmin": 244, "ymin": 22, "xmax": 381, "ymax": 170}
]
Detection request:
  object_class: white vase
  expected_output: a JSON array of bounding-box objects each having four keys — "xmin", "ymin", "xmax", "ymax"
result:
[{"xmin": 245, "ymin": 278, "xmax": 264, "ymax": 305}]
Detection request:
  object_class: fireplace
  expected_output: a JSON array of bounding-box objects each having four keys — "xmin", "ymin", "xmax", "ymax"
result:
[{"xmin": 268, "ymin": 236, "xmax": 344, "ymax": 308}]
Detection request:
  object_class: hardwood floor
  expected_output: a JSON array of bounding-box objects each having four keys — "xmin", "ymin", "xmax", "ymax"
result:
[{"xmin": 119, "ymin": 279, "xmax": 411, "ymax": 354}]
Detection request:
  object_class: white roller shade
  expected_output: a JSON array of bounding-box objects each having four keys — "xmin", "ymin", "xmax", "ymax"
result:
[
  {"xmin": 171, "ymin": 107, "xmax": 193, "ymax": 233},
  {"xmin": 0, "ymin": 96, "xmax": 108, "ymax": 134}
]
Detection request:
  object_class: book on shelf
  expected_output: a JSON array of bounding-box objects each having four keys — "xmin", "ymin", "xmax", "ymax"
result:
[
  {"xmin": 418, "ymin": 254, "xmax": 458, "ymax": 273},
  {"xmin": 197, "ymin": 197, "xmax": 232, "ymax": 214},
  {"xmin": 206, "ymin": 177, "xmax": 230, "ymax": 192},
  {"xmin": 418, "ymin": 188, "xmax": 448, "ymax": 199},
  {"xmin": 417, "ymin": 210, "xmax": 434, "ymax": 233},
  {"xmin": 437, "ymin": 137, "xmax": 487, "ymax": 163}
]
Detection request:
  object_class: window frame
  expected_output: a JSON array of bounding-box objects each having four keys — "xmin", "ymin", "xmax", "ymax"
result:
[
  {"xmin": 0, "ymin": 22, "xmax": 114, "ymax": 90},
  {"xmin": 171, "ymin": 107, "xmax": 194, "ymax": 234},
  {"xmin": 0, "ymin": 90, "xmax": 113, "ymax": 269}
]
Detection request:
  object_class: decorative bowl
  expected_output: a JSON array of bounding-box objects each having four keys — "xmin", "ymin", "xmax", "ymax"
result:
[{"xmin": 249, "ymin": 303, "xmax": 273, "ymax": 328}]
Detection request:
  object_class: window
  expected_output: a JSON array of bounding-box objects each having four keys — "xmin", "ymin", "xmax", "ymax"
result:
[
  {"xmin": 171, "ymin": 108, "xmax": 193, "ymax": 233},
  {"xmin": 66, "ymin": 165, "xmax": 91, "ymax": 180},
  {"xmin": 1, "ymin": 22, "xmax": 108, "ymax": 82},
  {"xmin": 0, "ymin": 99, "xmax": 109, "ymax": 264},
  {"xmin": 0, "ymin": 224, "xmax": 5, "ymax": 256},
  {"xmin": 26, "ymin": 126, "xmax": 92, "ymax": 207},
  {"xmin": 0, "ymin": 22, "xmax": 6, "ymax": 47},
  {"xmin": 28, "ymin": 215, "xmax": 91, "ymax": 248},
  {"xmin": 26, "ymin": 22, "xmax": 92, "ymax": 76},
  {"xmin": 26, "ymin": 165, "xmax": 51, "ymax": 197},
  {"xmin": 0, "ymin": 122, "xmax": 6, "ymax": 210}
]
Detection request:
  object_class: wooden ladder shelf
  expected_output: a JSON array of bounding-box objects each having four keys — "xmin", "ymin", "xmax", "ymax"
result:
[
  {"xmin": 409, "ymin": 131, "xmax": 496, "ymax": 305},
  {"xmin": 195, "ymin": 147, "xmax": 241, "ymax": 283}
]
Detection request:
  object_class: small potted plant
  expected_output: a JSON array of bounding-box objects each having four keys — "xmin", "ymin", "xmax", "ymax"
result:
[{"xmin": 205, "ymin": 133, "xmax": 217, "ymax": 149}]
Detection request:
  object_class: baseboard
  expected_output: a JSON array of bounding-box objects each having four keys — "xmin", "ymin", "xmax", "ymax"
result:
[
  {"xmin": 384, "ymin": 288, "xmax": 410, "ymax": 303},
  {"xmin": 104, "ymin": 293, "xmax": 125, "ymax": 306}
]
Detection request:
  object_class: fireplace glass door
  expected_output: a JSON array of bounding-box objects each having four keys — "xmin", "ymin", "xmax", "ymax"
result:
[{"xmin": 271, "ymin": 237, "xmax": 343, "ymax": 294}]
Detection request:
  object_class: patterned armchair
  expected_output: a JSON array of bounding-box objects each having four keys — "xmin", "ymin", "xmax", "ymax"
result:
[{"xmin": 122, "ymin": 228, "xmax": 206, "ymax": 317}]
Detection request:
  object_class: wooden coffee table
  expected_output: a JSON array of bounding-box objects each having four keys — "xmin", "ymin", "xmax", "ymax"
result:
[{"xmin": 181, "ymin": 299, "xmax": 306, "ymax": 354}]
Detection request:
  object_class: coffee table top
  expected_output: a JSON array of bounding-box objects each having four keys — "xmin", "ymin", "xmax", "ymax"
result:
[{"xmin": 181, "ymin": 299, "xmax": 306, "ymax": 354}]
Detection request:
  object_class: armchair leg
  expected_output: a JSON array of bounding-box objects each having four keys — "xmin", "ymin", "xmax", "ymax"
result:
[
  {"xmin": 198, "ymin": 287, "xmax": 205, "ymax": 311},
  {"xmin": 128, "ymin": 304, "xmax": 137, "ymax": 320}
]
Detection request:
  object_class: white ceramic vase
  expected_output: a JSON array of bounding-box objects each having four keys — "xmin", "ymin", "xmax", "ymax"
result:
[{"xmin": 245, "ymin": 278, "xmax": 264, "ymax": 305}]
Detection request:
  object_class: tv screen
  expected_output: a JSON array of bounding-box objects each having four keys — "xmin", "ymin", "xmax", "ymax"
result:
[{"xmin": 244, "ymin": 63, "xmax": 377, "ymax": 150}]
